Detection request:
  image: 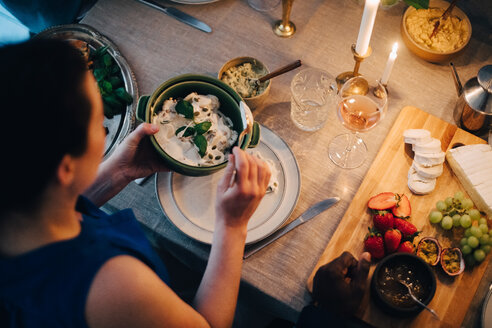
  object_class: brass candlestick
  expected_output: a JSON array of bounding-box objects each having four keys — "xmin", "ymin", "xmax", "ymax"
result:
[
  {"xmin": 273, "ymin": 0, "xmax": 296, "ymax": 37},
  {"xmin": 336, "ymin": 44, "xmax": 372, "ymax": 92},
  {"xmin": 373, "ymin": 81, "xmax": 388, "ymax": 99}
]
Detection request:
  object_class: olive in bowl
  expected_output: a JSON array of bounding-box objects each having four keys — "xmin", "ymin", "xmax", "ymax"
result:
[{"xmin": 371, "ymin": 253, "xmax": 436, "ymax": 317}]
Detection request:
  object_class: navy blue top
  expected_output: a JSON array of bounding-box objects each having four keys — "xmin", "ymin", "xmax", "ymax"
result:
[{"xmin": 0, "ymin": 196, "xmax": 170, "ymax": 328}]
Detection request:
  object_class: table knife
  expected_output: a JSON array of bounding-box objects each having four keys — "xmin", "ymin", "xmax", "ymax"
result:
[
  {"xmin": 243, "ymin": 197, "xmax": 340, "ymax": 259},
  {"xmin": 135, "ymin": 0, "xmax": 212, "ymax": 33}
]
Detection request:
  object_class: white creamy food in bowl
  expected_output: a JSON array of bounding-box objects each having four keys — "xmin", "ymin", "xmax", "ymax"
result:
[{"xmin": 152, "ymin": 92, "xmax": 238, "ymax": 167}]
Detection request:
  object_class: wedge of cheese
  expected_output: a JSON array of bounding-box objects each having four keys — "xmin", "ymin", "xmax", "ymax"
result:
[{"xmin": 446, "ymin": 144, "xmax": 492, "ymax": 218}]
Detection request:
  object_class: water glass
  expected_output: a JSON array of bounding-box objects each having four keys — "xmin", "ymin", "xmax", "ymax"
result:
[{"xmin": 290, "ymin": 68, "xmax": 336, "ymax": 131}]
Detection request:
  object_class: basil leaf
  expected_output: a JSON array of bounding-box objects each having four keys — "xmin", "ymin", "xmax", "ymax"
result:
[
  {"xmin": 114, "ymin": 87, "xmax": 133, "ymax": 105},
  {"xmin": 403, "ymin": 0, "xmax": 428, "ymax": 9},
  {"xmin": 194, "ymin": 134, "xmax": 207, "ymax": 157},
  {"xmin": 175, "ymin": 126, "xmax": 195, "ymax": 137},
  {"xmin": 93, "ymin": 45, "xmax": 109, "ymax": 58},
  {"xmin": 93, "ymin": 68, "xmax": 107, "ymax": 82},
  {"xmin": 103, "ymin": 53, "xmax": 113, "ymax": 67},
  {"xmin": 99, "ymin": 80, "xmax": 112, "ymax": 94},
  {"xmin": 195, "ymin": 121, "xmax": 212, "ymax": 135},
  {"xmin": 110, "ymin": 64, "xmax": 121, "ymax": 75},
  {"xmin": 175, "ymin": 100, "xmax": 194, "ymax": 119},
  {"xmin": 108, "ymin": 76, "xmax": 123, "ymax": 88}
]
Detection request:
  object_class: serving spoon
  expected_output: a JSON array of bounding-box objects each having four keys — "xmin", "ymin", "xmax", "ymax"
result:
[
  {"xmin": 397, "ymin": 280, "xmax": 440, "ymax": 320},
  {"xmin": 430, "ymin": 0, "xmax": 459, "ymax": 39},
  {"xmin": 252, "ymin": 60, "xmax": 302, "ymax": 88}
]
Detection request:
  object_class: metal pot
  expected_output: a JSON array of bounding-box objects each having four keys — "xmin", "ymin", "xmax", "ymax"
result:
[{"xmin": 450, "ymin": 64, "xmax": 492, "ymax": 135}]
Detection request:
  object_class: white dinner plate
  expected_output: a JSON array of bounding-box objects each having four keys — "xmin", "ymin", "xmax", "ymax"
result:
[
  {"xmin": 155, "ymin": 125, "xmax": 301, "ymax": 245},
  {"xmin": 169, "ymin": 0, "xmax": 220, "ymax": 4}
]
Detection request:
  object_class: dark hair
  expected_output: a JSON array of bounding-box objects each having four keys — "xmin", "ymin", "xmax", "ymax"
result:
[{"xmin": 0, "ymin": 39, "xmax": 91, "ymax": 215}]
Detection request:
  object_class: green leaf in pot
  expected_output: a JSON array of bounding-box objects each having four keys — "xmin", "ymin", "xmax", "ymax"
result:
[
  {"xmin": 114, "ymin": 87, "xmax": 133, "ymax": 105},
  {"xmin": 194, "ymin": 134, "xmax": 207, "ymax": 157},
  {"xmin": 108, "ymin": 76, "xmax": 123, "ymax": 88},
  {"xmin": 103, "ymin": 94, "xmax": 123, "ymax": 110},
  {"xmin": 93, "ymin": 67, "xmax": 108, "ymax": 82},
  {"xmin": 110, "ymin": 64, "xmax": 121, "ymax": 75},
  {"xmin": 175, "ymin": 126, "xmax": 196, "ymax": 137},
  {"xmin": 403, "ymin": 0, "xmax": 428, "ymax": 9},
  {"xmin": 99, "ymin": 80, "xmax": 112, "ymax": 94},
  {"xmin": 102, "ymin": 53, "xmax": 113, "ymax": 67},
  {"xmin": 93, "ymin": 45, "xmax": 109, "ymax": 59},
  {"xmin": 175, "ymin": 100, "xmax": 194, "ymax": 119},
  {"xmin": 195, "ymin": 121, "xmax": 212, "ymax": 135},
  {"xmin": 103, "ymin": 102, "xmax": 116, "ymax": 119}
]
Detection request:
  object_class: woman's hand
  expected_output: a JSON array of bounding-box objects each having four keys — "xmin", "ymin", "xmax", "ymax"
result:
[
  {"xmin": 215, "ymin": 147, "xmax": 271, "ymax": 231},
  {"xmin": 84, "ymin": 123, "xmax": 168, "ymax": 206},
  {"xmin": 106, "ymin": 123, "xmax": 169, "ymax": 183}
]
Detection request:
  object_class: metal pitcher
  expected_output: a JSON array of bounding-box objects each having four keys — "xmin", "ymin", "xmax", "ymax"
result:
[{"xmin": 450, "ymin": 63, "xmax": 492, "ymax": 135}]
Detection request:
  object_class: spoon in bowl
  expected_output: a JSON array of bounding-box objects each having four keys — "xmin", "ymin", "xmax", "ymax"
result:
[
  {"xmin": 397, "ymin": 280, "xmax": 440, "ymax": 320},
  {"xmin": 251, "ymin": 60, "xmax": 302, "ymax": 89}
]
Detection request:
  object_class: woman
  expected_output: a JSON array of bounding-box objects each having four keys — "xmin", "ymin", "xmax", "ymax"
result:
[{"xmin": 0, "ymin": 39, "xmax": 271, "ymax": 328}]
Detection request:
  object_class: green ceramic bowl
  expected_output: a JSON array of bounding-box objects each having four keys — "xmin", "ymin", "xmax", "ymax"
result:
[{"xmin": 137, "ymin": 74, "xmax": 260, "ymax": 176}]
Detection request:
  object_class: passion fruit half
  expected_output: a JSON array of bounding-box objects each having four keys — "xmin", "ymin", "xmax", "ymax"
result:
[
  {"xmin": 440, "ymin": 247, "xmax": 465, "ymax": 276},
  {"xmin": 416, "ymin": 237, "xmax": 441, "ymax": 266}
]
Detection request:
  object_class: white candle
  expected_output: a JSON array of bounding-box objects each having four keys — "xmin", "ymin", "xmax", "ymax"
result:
[
  {"xmin": 381, "ymin": 42, "xmax": 398, "ymax": 85},
  {"xmin": 355, "ymin": 0, "xmax": 380, "ymax": 56}
]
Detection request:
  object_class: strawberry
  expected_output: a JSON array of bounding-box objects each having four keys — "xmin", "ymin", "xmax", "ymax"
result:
[
  {"xmin": 394, "ymin": 218, "xmax": 418, "ymax": 239},
  {"xmin": 392, "ymin": 194, "xmax": 411, "ymax": 218},
  {"xmin": 364, "ymin": 228, "xmax": 385, "ymax": 260},
  {"xmin": 384, "ymin": 229, "xmax": 402, "ymax": 253},
  {"xmin": 397, "ymin": 241, "xmax": 414, "ymax": 253},
  {"xmin": 368, "ymin": 192, "xmax": 397, "ymax": 210},
  {"xmin": 373, "ymin": 211, "xmax": 394, "ymax": 232}
]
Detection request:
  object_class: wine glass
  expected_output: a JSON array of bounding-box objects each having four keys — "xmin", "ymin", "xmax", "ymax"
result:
[
  {"xmin": 248, "ymin": 0, "xmax": 281, "ymax": 11},
  {"xmin": 328, "ymin": 76, "xmax": 388, "ymax": 168}
]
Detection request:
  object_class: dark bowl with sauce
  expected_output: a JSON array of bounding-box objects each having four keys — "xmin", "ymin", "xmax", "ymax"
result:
[{"xmin": 371, "ymin": 253, "xmax": 436, "ymax": 317}]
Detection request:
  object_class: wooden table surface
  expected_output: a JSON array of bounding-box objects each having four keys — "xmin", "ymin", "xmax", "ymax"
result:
[{"xmin": 81, "ymin": 0, "xmax": 492, "ymax": 325}]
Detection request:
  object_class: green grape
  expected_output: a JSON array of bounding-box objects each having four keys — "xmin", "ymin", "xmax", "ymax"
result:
[
  {"xmin": 462, "ymin": 244, "xmax": 472, "ymax": 255},
  {"xmin": 452, "ymin": 214, "xmax": 462, "ymax": 227},
  {"xmin": 469, "ymin": 209, "xmax": 481, "ymax": 221},
  {"xmin": 468, "ymin": 236, "xmax": 480, "ymax": 248},
  {"xmin": 445, "ymin": 197, "xmax": 453, "ymax": 207},
  {"xmin": 479, "ymin": 218, "xmax": 488, "ymax": 226},
  {"xmin": 474, "ymin": 249, "xmax": 486, "ymax": 262},
  {"xmin": 465, "ymin": 254, "xmax": 476, "ymax": 266},
  {"xmin": 460, "ymin": 237, "xmax": 468, "ymax": 246},
  {"xmin": 460, "ymin": 215, "xmax": 472, "ymax": 228},
  {"xmin": 436, "ymin": 200, "xmax": 447, "ymax": 212},
  {"xmin": 464, "ymin": 228, "xmax": 472, "ymax": 237},
  {"xmin": 471, "ymin": 226, "xmax": 483, "ymax": 238},
  {"xmin": 454, "ymin": 191, "xmax": 464, "ymax": 201},
  {"xmin": 441, "ymin": 216, "xmax": 453, "ymax": 230},
  {"xmin": 462, "ymin": 198, "xmax": 473, "ymax": 210},
  {"xmin": 479, "ymin": 223, "xmax": 489, "ymax": 234},
  {"xmin": 429, "ymin": 211, "xmax": 443, "ymax": 224},
  {"xmin": 481, "ymin": 245, "xmax": 491, "ymax": 254},
  {"xmin": 480, "ymin": 234, "xmax": 490, "ymax": 245}
]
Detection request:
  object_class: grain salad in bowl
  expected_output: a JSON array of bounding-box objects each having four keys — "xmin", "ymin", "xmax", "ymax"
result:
[{"xmin": 152, "ymin": 92, "xmax": 238, "ymax": 167}]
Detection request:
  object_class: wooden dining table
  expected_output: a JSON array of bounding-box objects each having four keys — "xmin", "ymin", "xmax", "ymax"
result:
[{"xmin": 81, "ymin": 0, "xmax": 491, "ymax": 326}]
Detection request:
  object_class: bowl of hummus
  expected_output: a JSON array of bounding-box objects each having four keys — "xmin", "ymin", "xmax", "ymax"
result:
[
  {"xmin": 401, "ymin": 0, "xmax": 471, "ymax": 63},
  {"xmin": 136, "ymin": 74, "xmax": 260, "ymax": 176},
  {"xmin": 218, "ymin": 57, "xmax": 271, "ymax": 110}
]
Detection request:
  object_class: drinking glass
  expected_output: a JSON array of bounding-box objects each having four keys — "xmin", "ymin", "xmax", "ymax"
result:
[
  {"xmin": 290, "ymin": 68, "xmax": 337, "ymax": 131},
  {"xmin": 248, "ymin": 0, "xmax": 281, "ymax": 11},
  {"xmin": 328, "ymin": 76, "xmax": 388, "ymax": 168}
]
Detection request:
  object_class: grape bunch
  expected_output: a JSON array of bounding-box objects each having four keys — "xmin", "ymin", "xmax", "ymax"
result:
[{"xmin": 428, "ymin": 191, "xmax": 491, "ymax": 266}]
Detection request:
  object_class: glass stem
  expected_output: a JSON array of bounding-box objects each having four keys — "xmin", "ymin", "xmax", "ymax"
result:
[{"xmin": 342, "ymin": 132, "xmax": 357, "ymax": 167}]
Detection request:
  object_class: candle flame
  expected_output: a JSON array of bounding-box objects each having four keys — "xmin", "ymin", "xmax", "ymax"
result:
[{"xmin": 392, "ymin": 42, "xmax": 398, "ymax": 54}]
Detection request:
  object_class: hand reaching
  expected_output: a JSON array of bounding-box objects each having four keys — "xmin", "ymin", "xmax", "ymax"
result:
[
  {"xmin": 312, "ymin": 252, "xmax": 371, "ymax": 316},
  {"xmin": 215, "ymin": 147, "xmax": 271, "ymax": 230},
  {"xmin": 106, "ymin": 123, "xmax": 169, "ymax": 183}
]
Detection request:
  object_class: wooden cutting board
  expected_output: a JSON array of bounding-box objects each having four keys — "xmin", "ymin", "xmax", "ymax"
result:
[{"xmin": 307, "ymin": 106, "xmax": 489, "ymax": 328}]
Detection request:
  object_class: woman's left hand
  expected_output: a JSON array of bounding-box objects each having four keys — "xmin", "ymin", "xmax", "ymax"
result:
[{"xmin": 106, "ymin": 123, "xmax": 169, "ymax": 182}]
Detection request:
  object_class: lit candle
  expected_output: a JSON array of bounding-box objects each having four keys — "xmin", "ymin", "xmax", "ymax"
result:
[
  {"xmin": 381, "ymin": 42, "xmax": 398, "ymax": 85},
  {"xmin": 355, "ymin": 0, "xmax": 380, "ymax": 56}
]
